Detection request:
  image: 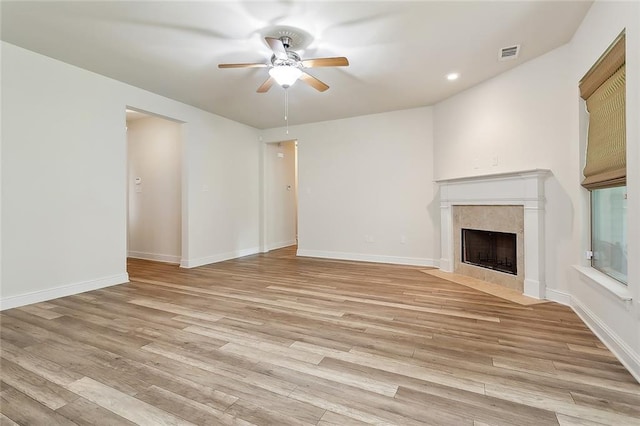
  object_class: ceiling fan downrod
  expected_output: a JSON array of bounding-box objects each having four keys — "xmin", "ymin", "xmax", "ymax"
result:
[{"xmin": 280, "ymin": 36, "xmax": 292, "ymax": 49}]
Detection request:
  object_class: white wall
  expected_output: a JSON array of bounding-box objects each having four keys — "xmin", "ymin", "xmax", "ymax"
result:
[
  {"xmin": 433, "ymin": 0, "xmax": 640, "ymax": 381},
  {"xmin": 434, "ymin": 44, "xmax": 577, "ymax": 296},
  {"xmin": 127, "ymin": 116, "xmax": 182, "ymax": 264},
  {"xmin": 262, "ymin": 107, "xmax": 439, "ymax": 266},
  {"xmin": 567, "ymin": 0, "xmax": 640, "ymax": 382},
  {"xmin": 264, "ymin": 141, "xmax": 297, "ymax": 251},
  {"xmin": 1, "ymin": 41, "xmax": 261, "ymax": 309}
]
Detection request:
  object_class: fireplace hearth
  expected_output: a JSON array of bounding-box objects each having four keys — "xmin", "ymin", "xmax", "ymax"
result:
[{"xmin": 462, "ymin": 228, "xmax": 517, "ymax": 275}]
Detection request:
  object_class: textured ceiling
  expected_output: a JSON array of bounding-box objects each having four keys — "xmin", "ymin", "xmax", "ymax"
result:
[{"xmin": 1, "ymin": 1, "xmax": 592, "ymax": 128}]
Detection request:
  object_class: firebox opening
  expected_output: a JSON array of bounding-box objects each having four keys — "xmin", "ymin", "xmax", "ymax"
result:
[{"xmin": 462, "ymin": 228, "xmax": 517, "ymax": 275}]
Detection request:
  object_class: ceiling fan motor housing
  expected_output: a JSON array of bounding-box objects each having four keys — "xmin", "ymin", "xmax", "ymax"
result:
[{"xmin": 271, "ymin": 50, "xmax": 302, "ymax": 68}]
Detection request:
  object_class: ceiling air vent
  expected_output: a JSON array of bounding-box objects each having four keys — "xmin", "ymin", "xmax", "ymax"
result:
[{"xmin": 499, "ymin": 45, "xmax": 520, "ymax": 61}]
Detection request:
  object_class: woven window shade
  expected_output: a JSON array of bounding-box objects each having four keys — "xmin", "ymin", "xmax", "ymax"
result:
[
  {"xmin": 580, "ymin": 33, "xmax": 626, "ymax": 190},
  {"xmin": 579, "ymin": 34, "xmax": 625, "ymax": 100}
]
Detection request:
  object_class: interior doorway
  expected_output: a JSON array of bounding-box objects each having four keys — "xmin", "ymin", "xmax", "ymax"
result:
[
  {"xmin": 126, "ymin": 108, "xmax": 183, "ymax": 265},
  {"xmin": 263, "ymin": 139, "xmax": 298, "ymax": 252}
]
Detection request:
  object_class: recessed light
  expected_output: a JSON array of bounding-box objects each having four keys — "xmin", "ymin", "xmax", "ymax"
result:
[{"xmin": 446, "ymin": 73, "xmax": 460, "ymax": 81}]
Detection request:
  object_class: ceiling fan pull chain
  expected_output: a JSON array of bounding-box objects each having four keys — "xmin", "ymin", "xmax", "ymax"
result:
[{"xmin": 285, "ymin": 89, "xmax": 289, "ymax": 134}]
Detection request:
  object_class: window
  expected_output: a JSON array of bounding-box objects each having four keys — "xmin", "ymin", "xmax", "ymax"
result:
[
  {"xmin": 591, "ymin": 186, "xmax": 627, "ymax": 284},
  {"xmin": 579, "ymin": 31, "xmax": 626, "ymax": 285}
]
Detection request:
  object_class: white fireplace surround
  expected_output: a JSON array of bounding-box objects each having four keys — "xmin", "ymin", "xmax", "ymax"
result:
[{"xmin": 437, "ymin": 169, "xmax": 550, "ymax": 299}]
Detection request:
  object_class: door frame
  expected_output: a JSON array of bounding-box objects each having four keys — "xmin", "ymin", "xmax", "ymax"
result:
[{"xmin": 260, "ymin": 138, "xmax": 298, "ymax": 253}]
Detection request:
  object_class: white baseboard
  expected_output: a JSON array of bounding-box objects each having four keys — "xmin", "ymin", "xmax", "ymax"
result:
[
  {"xmin": 570, "ymin": 296, "xmax": 640, "ymax": 384},
  {"xmin": 180, "ymin": 247, "xmax": 260, "ymax": 268},
  {"xmin": 546, "ymin": 286, "xmax": 639, "ymax": 382},
  {"xmin": 266, "ymin": 240, "xmax": 297, "ymax": 252},
  {"xmin": 296, "ymin": 249, "xmax": 439, "ymax": 267},
  {"xmin": 0, "ymin": 273, "xmax": 129, "ymax": 311},
  {"xmin": 545, "ymin": 288, "xmax": 571, "ymax": 306},
  {"xmin": 128, "ymin": 251, "xmax": 180, "ymax": 264}
]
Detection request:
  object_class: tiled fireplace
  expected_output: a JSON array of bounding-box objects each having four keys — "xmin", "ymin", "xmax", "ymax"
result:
[
  {"xmin": 437, "ymin": 170, "xmax": 550, "ymax": 299},
  {"xmin": 454, "ymin": 205, "xmax": 524, "ymax": 292}
]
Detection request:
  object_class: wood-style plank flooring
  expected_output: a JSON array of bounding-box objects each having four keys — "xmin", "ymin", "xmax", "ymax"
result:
[{"xmin": 2, "ymin": 246, "xmax": 640, "ymax": 425}]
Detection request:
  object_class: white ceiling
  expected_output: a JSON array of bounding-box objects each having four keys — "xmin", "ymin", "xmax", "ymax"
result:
[{"xmin": 1, "ymin": 1, "xmax": 592, "ymax": 129}]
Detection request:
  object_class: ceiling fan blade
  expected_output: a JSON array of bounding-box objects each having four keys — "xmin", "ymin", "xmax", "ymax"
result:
[
  {"xmin": 300, "ymin": 72, "xmax": 329, "ymax": 92},
  {"xmin": 301, "ymin": 57, "xmax": 349, "ymax": 68},
  {"xmin": 257, "ymin": 76, "xmax": 275, "ymax": 93},
  {"xmin": 265, "ymin": 37, "xmax": 288, "ymax": 60},
  {"xmin": 218, "ymin": 63, "xmax": 268, "ymax": 69}
]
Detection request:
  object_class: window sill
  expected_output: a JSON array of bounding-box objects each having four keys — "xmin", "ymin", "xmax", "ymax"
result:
[{"xmin": 573, "ymin": 265, "xmax": 632, "ymax": 302}]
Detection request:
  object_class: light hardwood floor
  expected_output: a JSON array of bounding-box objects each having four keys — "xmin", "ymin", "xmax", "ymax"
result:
[{"xmin": 2, "ymin": 246, "xmax": 639, "ymax": 425}]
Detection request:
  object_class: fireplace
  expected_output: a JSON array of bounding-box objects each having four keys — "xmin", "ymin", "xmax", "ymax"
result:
[
  {"xmin": 437, "ymin": 169, "xmax": 550, "ymax": 299},
  {"xmin": 462, "ymin": 229, "xmax": 517, "ymax": 275}
]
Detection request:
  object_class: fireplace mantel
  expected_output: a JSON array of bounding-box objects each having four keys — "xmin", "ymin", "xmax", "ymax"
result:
[{"xmin": 437, "ymin": 169, "xmax": 550, "ymax": 299}]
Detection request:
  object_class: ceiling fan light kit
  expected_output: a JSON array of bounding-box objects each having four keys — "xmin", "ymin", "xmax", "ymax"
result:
[{"xmin": 269, "ymin": 65, "xmax": 302, "ymax": 88}]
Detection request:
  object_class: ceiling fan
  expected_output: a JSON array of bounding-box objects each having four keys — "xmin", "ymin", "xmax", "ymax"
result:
[{"xmin": 218, "ymin": 35, "xmax": 349, "ymax": 93}]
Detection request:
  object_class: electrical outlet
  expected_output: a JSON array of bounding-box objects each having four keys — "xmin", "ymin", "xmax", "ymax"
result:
[{"xmin": 400, "ymin": 235, "xmax": 407, "ymax": 244}]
